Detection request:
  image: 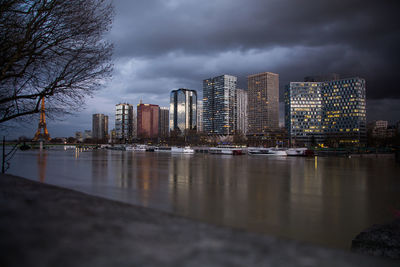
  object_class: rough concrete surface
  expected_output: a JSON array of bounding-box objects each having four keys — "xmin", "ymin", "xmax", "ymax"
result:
[{"xmin": 0, "ymin": 174, "xmax": 397, "ymax": 267}]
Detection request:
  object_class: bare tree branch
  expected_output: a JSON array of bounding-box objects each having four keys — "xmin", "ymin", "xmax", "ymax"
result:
[{"xmin": 0, "ymin": 0, "xmax": 114, "ymax": 123}]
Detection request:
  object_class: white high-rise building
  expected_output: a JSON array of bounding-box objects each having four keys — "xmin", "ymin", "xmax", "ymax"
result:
[
  {"xmin": 235, "ymin": 89, "xmax": 248, "ymax": 135},
  {"xmin": 196, "ymin": 101, "xmax": 203, "ymax": 132},
  {"xmin": 115, "ymin": 103, "xmax": 133, "ymax": 142}
]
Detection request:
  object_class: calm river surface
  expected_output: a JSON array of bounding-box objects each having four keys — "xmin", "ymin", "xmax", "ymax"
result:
[{"xmin": 8, "ymin": 148, "xmax": 400, "ymax": 250}]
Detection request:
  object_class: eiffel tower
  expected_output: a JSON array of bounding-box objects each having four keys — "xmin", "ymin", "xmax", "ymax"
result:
[{"xmin": 33, "ymin": 98, "xmax": 51, "ymax": 141}]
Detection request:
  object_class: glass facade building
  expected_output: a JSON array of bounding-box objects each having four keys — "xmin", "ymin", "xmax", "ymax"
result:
[
  {"xmin": 285, "ymin": 83, "xmax": 323, "ymax": 146},
  {"xmin": 115, "ymin": 103, "xmax": 133, "ymax": 142},
  {"xmin": 92, "ymin": 113, "xmax": 108, "ymax": 140},
  {"xmin": 322, "ymin": 78, "xmax": 366, "ymax": 145},
  {"xmin": 169, "ymin": 89, "xmax": 197, "ymax": 134},
  {"xmin": 285, "ymin": 77, "xmax": 367, "ymax": 146},
  {"xmin": 203, "ymin": 75, "xmax": 237, "ymax": 135}
]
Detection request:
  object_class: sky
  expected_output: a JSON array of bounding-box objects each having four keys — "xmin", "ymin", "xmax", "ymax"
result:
[{"xmin": 2, "ymin": 0, "xmax": 400, "ymax": 139}]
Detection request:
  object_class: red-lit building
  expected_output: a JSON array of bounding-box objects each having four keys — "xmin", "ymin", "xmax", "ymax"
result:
[{"xmin": 137, "ymin": 103, "xmax": 159, "ymax": 139}]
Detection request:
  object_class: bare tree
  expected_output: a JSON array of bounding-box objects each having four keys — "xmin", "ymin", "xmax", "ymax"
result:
[{"xmin": 0, "ymin": 0, "xmax": 113, "ymax": 123}]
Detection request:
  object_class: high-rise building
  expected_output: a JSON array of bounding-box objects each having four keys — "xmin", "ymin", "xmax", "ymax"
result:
[
  {"xmin": 322, "ymin": 77, "xmax": 366, "ymax": 146},
  {"xmin": 197, "ymin": 101, "xmax": 203, "ymax": 133},
  {"xmin": 115, "ymin": 103, "xmax": 133, "ymax": 142},
  {"xmin": 159, "ymin": 107, "xmax": 169, "ymax": 138},
  {"xmin": 169, "ymin": 88, "xmax": 197, "ymax": 134},
  {"xmin": 247, "ymin": 72, "xmax": 279, "ymax": 135},
  {"xmin": 137, "ymin": 103, "xmax": 159, "ymax": 139},
  {"xmin": 235, "ymin": 88, "xmax": 248, "ymax": 135},
  {"xmin": 132, "ymin": 108, "xmax": 137, "ymax": 139},
  {"xmin": 203, "ymin": 75, "xmax": 237, "ymax": 135},
  {"xmin": 285, "ymin": 77, "xmax": 367, "ymax": 146},
  {"xmin": 285, "ymin": 82, "xmax": 324, "ymax": 146},
  {"xmin": 92, "ymin": 113, "xmax": 108, "ymax": 140}
]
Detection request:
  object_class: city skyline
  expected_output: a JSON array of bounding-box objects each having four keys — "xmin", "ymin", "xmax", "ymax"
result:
[{"xmin": 2, "ymin": 0, "xmax": 399, "ymax": 138}]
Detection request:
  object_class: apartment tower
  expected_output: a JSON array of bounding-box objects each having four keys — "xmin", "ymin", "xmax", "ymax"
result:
[
  {"xmin": 115, "ymin": 103, "xmax": 133, "ymax": 142},
  {"xmin": 203, "ymin": 75, "xmax": 237, "ymax": 135},
  {"xmin": 247, "ymin": 72, "xmax": 279, "ymax": 135},
  {"xmin": 159, "ymin": 107, "xmax": 170, "ymax": 138},
  {"xmin": 137, "ymin": 103, "xmax": 159, "ymax": 139},
  {"xmin": 235, "ymin": 88, "xmax": 248, "ymax": 135}
]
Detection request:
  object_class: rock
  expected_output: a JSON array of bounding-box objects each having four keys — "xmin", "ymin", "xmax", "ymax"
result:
[{"xmin": 351, "ymin": 219, "xmax": 400, "ymax": 259}]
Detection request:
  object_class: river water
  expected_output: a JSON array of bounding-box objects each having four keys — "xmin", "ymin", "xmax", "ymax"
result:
[{"xmin": 7, "ymin": 148, "xmax": 400, "ymax": 250}]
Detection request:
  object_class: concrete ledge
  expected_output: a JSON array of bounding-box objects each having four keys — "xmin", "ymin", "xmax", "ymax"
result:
[{"xmin": 0, "ymin": 174, "xmax": 397, "ymax": 267}]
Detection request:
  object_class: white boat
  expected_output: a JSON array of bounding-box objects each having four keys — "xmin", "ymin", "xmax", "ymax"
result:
[
  {"xmin": 209, "ymin": 146, "xmax": 244, "ymax": 155},
  {"xmin": 155, "ymin": 146, "xmax": 172, "ymax": 152},
  {"xmin": 183, "ymin": 146, "xmax": 195, "ymax": 154},
  {"xmin": 286, "ymin": 148, "xmax": 314, "ymax": 156},
  {"xmin": 125, "ymin": 145, "xmax": 135, "ymax": 151},
  {"xmin": 248, "ymin": 147, "xmax": 286, "ymax": 156},
  {"xmin": 145, "ymin": 146, "xmax": 156, "ymax": 152},
  {"xmin": 171, "ymin": 146, "xmax": 195, "ymax": 154},
  {"xmin": 133, "ymin": 144, "xmax": 147, "ymax": 151},
  {"xmin": 247, "ymin": 147, "xmax": 271, "ymax": 155},
  {"xmin": 267, "ymin": 147, "xmax": 287, "ymax": 156}
]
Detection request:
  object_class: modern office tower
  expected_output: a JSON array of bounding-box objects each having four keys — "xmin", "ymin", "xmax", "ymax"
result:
[
  {"xmin": 235, "ymin": 88, "xmax": 248, "ymax": 135},
  {"xmin": 115, "ymin": 103, "xmax": 133, "ymax": 142},
  {"xmin": 322, "ymin": 77, "xmax": 366, "ymax": 145},
  {"xmin": 159, "ymin": 107, "xmax": 169, "ymax": 138},
  {"xmin": 92, "ymin": 113, "xmax": 108, "ymax": 140},
  {"xmin": 169, "ymin": 88, "xmax": 197, "ymax": 135},
  {"xmin": 197, "ymin": 101, "xmax": 203, "ymax": 132},
  {"xmin": 203, "ymin": 75, "xmax": 237, "ymax": 135},
  {"xmin": 285, "ymin": 82, "xmax": 324, "ymax": 146},
  {"xmin": 285, "ymin": 77, "xmax": 367, "ymax": 146},
  {"xmin": 137, "ymin": 103, "xmax": 159, "ymax": 139},
  {"xmin": 247, "ymin": 72, "xmax": 279, "ymax": 135}
]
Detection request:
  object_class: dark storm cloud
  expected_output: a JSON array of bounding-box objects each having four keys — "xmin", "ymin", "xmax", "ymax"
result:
[
  {"xmin": 4, "ymin": 0, "xmax": 400, "ymax": 138},
  {"xmin": 110, "ymin": 0, "xmax": 400, "ymax": 101}
]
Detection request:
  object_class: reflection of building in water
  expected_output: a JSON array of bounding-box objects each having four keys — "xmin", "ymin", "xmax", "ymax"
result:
[
  {"xmin": 168, "ymin": 155, "xmax": 193, "ymax": 213},
  {"xmin": 287, "ymin": 157, "xmax": 369, "ymax": 247},
  {"xmin": 168, "ymin": 155, "xmax": 250, "ymax": 225},
  {"xmin": 113, "ymin": 151, "xmax": 132, "ymax": 188},
  {"xmin": 113, "ymin": 153, "xmax": 161, "ymax": 207},
  {"xmin": 37, "ymin": 152, "xmax": 47, "ymax": 183},
  {"xmin": 91, "ymin": 150, "xmax": 109, "ymax": 185}
]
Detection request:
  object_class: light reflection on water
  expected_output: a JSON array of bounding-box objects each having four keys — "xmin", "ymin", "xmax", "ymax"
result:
[{"xmin": 8, "ymin": 148, "xmax": 400, "ymax": 250}]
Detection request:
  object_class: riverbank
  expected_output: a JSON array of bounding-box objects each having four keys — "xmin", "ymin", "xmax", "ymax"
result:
[{"xmin": 0, "ymin": 174, "xmax": 397, "ymax": 267}]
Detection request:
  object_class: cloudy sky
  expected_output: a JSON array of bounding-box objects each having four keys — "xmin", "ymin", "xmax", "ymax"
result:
[{"xmin": 3, "ymin": 0, "xmax": 400, "ymax": 138}]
